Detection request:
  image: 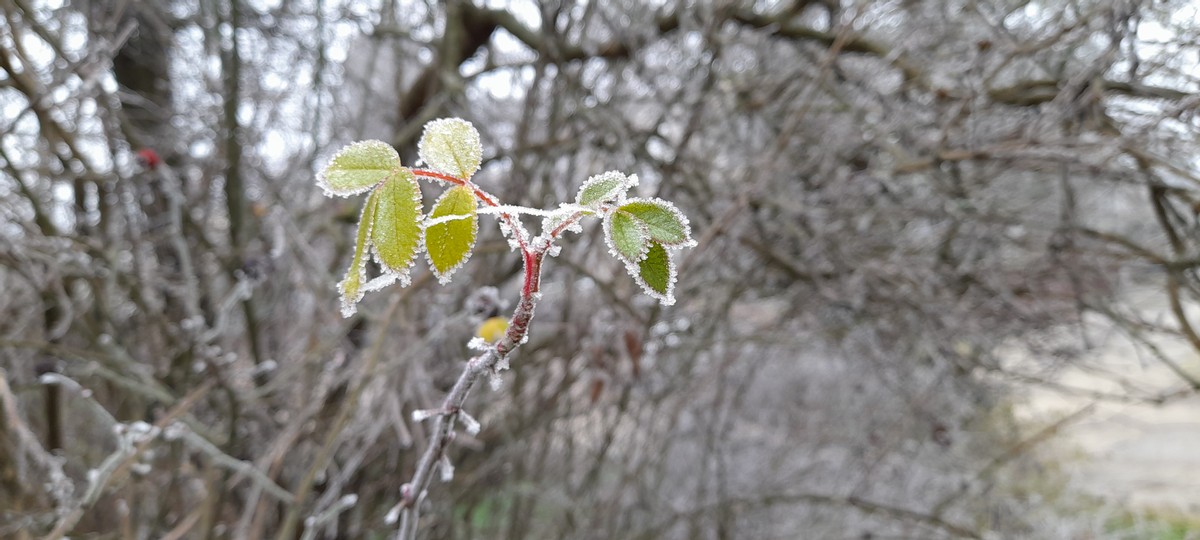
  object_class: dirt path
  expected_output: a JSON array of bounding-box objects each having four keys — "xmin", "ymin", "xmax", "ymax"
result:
[{"xmin": 1012, "ymin": 287, "xmax": 1200, "ymax": 513}]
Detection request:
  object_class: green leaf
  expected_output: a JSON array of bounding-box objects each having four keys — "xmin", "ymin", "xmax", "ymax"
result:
[
  {"xmin": 319, "ymin": 140, "xmax": 401, "ymax": 197},
  {"xmin": 577, "ymin": 171, "xmax": 634, "ymax": 207},
  {"xmin": 338, "ymin": 190, "xmax": 381, "ymax": 317},
  {"xmin": 424, "ymin": 185, "xmax": 478, "ymax": 282},
  {"xmin": 617, "ymin": 198, "xmax": 693, "ymax": 247},
  {"xmin": 418, "ymin": 118, "xmax": 483, "ymax": 179},
  {"xmin": 371, "ymin": 169, "xmax": 423, "ymax": 277},
  {"xmin": 604, "ymin": 210, "xmax": 649, "ymax": 265},
  {"xmin": 636, "ymin": 241, "xmax": 675, "ymax": 305}
]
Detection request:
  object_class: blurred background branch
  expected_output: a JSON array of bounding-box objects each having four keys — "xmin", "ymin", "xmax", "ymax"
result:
[{"xmin": 1, "ymin": 0, "xmax": 1199, "ymax": 538}]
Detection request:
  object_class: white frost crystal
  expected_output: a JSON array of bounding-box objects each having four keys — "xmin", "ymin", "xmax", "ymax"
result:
[
  {"xmin": 459, "ymin": 410, "xmax": 481, "ymax": 435},
  {"xmin": 362, "ymin": 273, "xmax": 404, "ymax": 293},
  {"xmin": 384, "ymin": 504, "xmax": 402, "ymax": 525},
  {"xmin": 576, "ymin": 170, "xmax": 637, "ymax": 206},
  {"xmin": 411, "ymin": 409, "xmax": 437, "ymax": 422},
  {"xmin": 163, "ymin": 421, "xmax": 188, "ymax": 441},
  {"xmin": 468, "ymin": 336, "xmax": 491, "ymax": 351},
  {"xmin": 616, "ymin": 197, "xmax": 696, "ymax": 248},
  {"xmin": 317, "ymin": 140, "xmax": 401, "ymax": 197},
  {"xmin": 418, "ymin": 118, "xmax": 483, "ymax": 179}
]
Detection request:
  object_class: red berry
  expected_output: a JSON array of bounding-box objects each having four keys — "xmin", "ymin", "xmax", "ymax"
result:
[{"xmin": 136, "ymin": 148, "xmax": 161, "ymax": 170}]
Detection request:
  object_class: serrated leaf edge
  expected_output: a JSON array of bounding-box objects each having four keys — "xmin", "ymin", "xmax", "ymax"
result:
[
  {"xmin": 629, "ymin": 241, "xmax": 677, "ymax": 306},
  {"xmin": 338, "ymin": 191, "xmax": 381, "ymax": 317},
  {"xmin": 317, "ymin": 140, "xmax": 401, "ymax": 198},
  {"xmin": 417, "ymin": 118, "xmax": 483, "ymax": 179},
  {"xmin": 602, "ymin": 209, "xmax": 651, "ymax": 266},
  {"xmin": 369, "ymin": 173, "xmax": 424, "ymax": 282},
  {"xmin": 617, "ymin": 197, "xmax": 696, "ymax": 248},
  {"xmin": 576, "ymin": 170, "xmax": 635, "ymax": 207},
  {"xmin": 422, "ymin": 185, "xmax": 479, "ymax": 284}
]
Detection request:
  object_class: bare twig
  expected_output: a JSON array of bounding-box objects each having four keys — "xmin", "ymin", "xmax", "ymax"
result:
[
  {"xmin": 393, "ymin": 247, "xmax": 546, "ymax": 540},
  {"xmin": 41, "ymin": 380, "xmax": 214, "ymax": 540}
]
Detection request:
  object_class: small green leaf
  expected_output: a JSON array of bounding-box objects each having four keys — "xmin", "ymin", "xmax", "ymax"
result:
[
  {"xmin": 636, "ymin": 241, "xmax": 675, "ymax": 304},
  {"xmin": 577, "ymin": 171, "xmax": 634, "ymax": 207},
  {"xmin": 604, "ymin": 210, "xmax": 649, "ymax": 265},
  {"xmin": 338, "ymin": 190, "xmax": 381, "ymax": 317},
  {"xmin": 617, "ymin": 198, "xmax": 693, "ymax": 247},
  {"xmin": 418, "ymin": 118, "xmax": 483, "ymax": 179},
  {"xmin": 319, "ymin": 140, "xmax": 401, "ymax": 197},
  {"xmin": 371, "ymin": 169, "xmax": 423, "ymax": 277},
  {"xmin": 424, "ymin": 185, "xmax": 478, "ymax": 282}
]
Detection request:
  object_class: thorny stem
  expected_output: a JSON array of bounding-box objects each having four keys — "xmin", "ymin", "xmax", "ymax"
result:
[
  {"xmin": 390, "ymin": 171, "xmax": 590, "ymax": 538},
  {"xmin": 388, "ymin": 198, "xmax": 588, "ymax": 540},
  {"xmin": 394, "ymin": 246, "xmax": 545, "ymax": 540}
]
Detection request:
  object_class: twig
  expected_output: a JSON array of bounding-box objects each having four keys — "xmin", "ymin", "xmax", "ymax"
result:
[
  {"xmin": 169, "ymin": 424, "xmax": 294, "ymax": 504},
  {"xmin": 273, "ymin": 293, "xmax": 408, "ymax": 540},
  {"xmin": 931, "ymin": 403, "xmax": 1096, "ymax": 516},
  {"xmin": 41, "ymin": 380, "xmax": 214, "ymax": 540},
  {"xmin": 391, "ymin": 247, "xmax": 547, "ymax": 539}
]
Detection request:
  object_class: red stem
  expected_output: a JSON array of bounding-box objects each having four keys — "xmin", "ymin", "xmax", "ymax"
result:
[
  {"xmin": 411, "ymin": 168, "xmax": 530, "ymax": 252},
  {"xmin": 548, "ymin": 211, "xmax": 586, "ymax": 240},
  {"xmin": 395, "ymin": 245, "xmax": 546, "ymax": 539},
  {"xmin": 521, "ymin": 250, "xmax": 541, "ymax": 297}
]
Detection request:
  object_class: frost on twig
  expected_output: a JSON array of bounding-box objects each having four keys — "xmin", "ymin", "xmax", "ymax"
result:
[
  {"xmin": 467, "ymin": 336, "xmax": 491, "ymax": 351},
  {"xmin": 315, "ymin": 119, "xmax": 694, "ymax": 540},
  {"xmin": 410, "ymin": 409, "xmax": 438, "ymax": 423},
  {"xmin": 0, "ymin": 371, "xmax": 74, "ymax": 510},
  {"xmin": 300, "ymin": 494, "xmax": 359, "ymax": 540},
  {"xmin": 384, "ymin": 501, "xmax": 403, "ymax": 526},
  {"xmin": 458, "ymin": 410, "xmax": 481, "ymax": 436},
  {"xmin": 488, "ymin": 370, "xmax": 504, "ymax": 391},
  {"xmin": 166, "ymin": 421, "xmax": 293, "ymax": 503}
]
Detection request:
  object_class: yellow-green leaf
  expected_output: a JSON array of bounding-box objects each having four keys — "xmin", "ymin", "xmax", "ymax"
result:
[
  {"xmin": 319, "ymin": 140, "xmax": 401, "ymax": 197},
  {"xmin": 418, "ymin": 118, "xmax": 483, "ymax": 179},
  {"xmin": 338, "ymin": 190, "xmax": 381, "ymax": 317},
  {"xmin": 424, "ymin": 185, "xmax": 478, "ymax": 282},
  {"xmin": 636, "ymin": 241, "xmax": 675, "ymax": 304},
  {"xmin": 371, "ymin": 170, "xmax": 423, "ymax": 276},
  {"xmin": 604, "ymin": 210, "xmax": 649, "ymax": 265},
  {"xmin": 577, "ymin": 171, "xmax": 633, "ymax": 207},
  {"xmin": 617, "ymin": 198, "xmax": 693, "ymax": 247}
]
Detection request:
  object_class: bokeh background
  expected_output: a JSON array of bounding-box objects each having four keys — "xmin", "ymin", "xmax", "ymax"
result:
[{"xmin": 2, "ymin": 1, "xmax": 1200, "ymax": 538}]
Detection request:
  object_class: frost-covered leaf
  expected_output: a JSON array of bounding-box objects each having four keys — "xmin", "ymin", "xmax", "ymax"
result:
[
  {"xmin": 338, "ymin": 190, "xmax": 381, "ymax": 317},
  {"xmin": 424, "ymin": 185, "xmax": 478, "ymax": 282},
  {"xmin": 318, "ymin": 140, "xmax": 401, "ymax": 197},
  {"xmin": 371, "ymin": 170, "xmax": 423, "ymax": 279},
  {"xmin": 577, "ymin": 171, "xmax": 634, "ymax": 207},
  {"xmin": 418, "ymin": 118, "xmax": 482, "ymax": 179},
  {"xmin": 604, "ymin": 210, "xmax": 649, "ymax": 265},
  {"xmin": 635, "ymin": 241, "xmax": 676, "ymax": 305},
  {"xmin": 617, "ymin": 198, "xmax": 694, "ymax": 247}
]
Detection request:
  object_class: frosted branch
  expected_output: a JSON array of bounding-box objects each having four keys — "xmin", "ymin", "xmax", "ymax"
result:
[{"xmin": 393, "ymin": 250, "xmax": 546, "ymax": 540}]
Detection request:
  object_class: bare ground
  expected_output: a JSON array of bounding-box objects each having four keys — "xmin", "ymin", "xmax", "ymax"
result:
[{"xmin": 1012, "ymin": 286, "xmax": 1200, "ymax": 514}]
